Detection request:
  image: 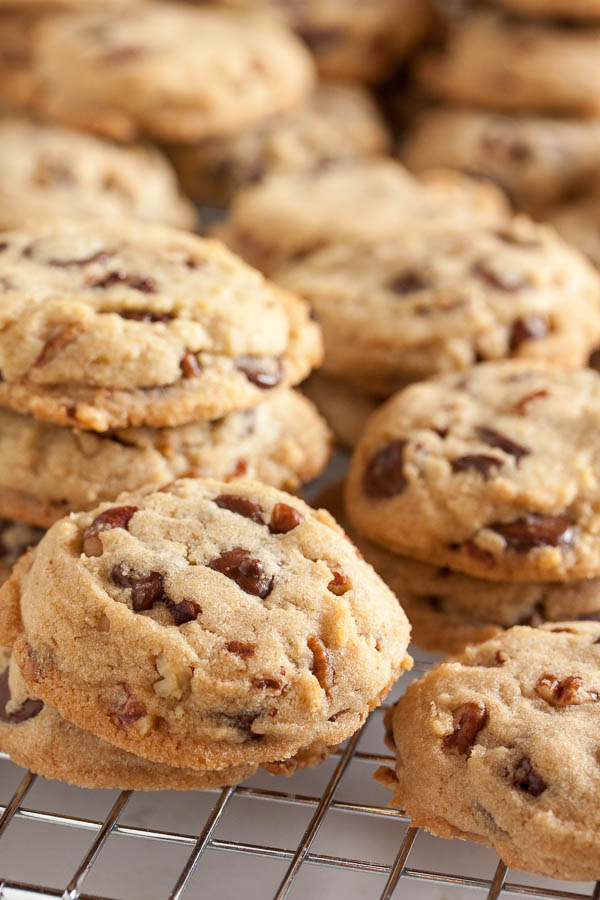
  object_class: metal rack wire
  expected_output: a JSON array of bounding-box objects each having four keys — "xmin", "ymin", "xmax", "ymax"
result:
[{"xmin": 0, "ymin": 651, "xmax": 598, "ymax": 900}]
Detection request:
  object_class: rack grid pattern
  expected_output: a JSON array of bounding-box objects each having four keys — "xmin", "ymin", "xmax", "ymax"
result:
[{"xmin": 0, "ymin": 652, "xmax": 598, "ymax": 900}]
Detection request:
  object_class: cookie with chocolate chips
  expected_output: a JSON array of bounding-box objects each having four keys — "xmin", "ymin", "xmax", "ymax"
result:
[
  {"xmin": 415, "ymin": 11, "xmax": 600, "ymax": 117},
  {"xmin": 401, "ymin": 109, "xmax": 600, "ymax": 214},
  {"xmin": 380, "ymin": 623, "xmax": 600, "ymax": 881},
  {"xmin": 278, "ymin": 216, "xmax": 600, "ymax": 396},
  {"xmin": 0, "ymin": 391, "xmax": 331, "ymax": 528},
  {"xmin": 0, "ymin": 218, "xmax": 322, "ymax": 431},
  {"xmin": 217, "ymin": 159, "xmax": 509, "ymax": 276},
  {"xmin": 0, "ymin": 645, "xmax": 334, "ymax": 789},
  {"xmin": 347, "ymin": 361, "xmax": 600, "ymax": 581},
  {"xmin": 30, "ymin": 3, "xmax": 315, "ymax": 143},
  {"xmin": 5, "ymin": 477, "xmax": 411, "ymax": 771},
  {"xmin": 317, "ymin": 482, "xmax": 600, "ymax": 654},
  {"xmin": 0, "ymin": 117, "xmax": 195, "ymax": 230}
]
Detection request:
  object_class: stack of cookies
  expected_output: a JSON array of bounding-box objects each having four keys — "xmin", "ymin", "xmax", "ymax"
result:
[
  {"xmin": 345, "ymin": 361, "xmax": 600, "ymax": 653},
  {"xmin": 0, "ymin": 215, "xmax": 334, "ymax": 584},
  {"xmin": 219, "ymin": 155, "xmax": 600, "ymax": 448},
  {"xmin": 0, "ymin": 477, "xmax": 412, "ymax": 789},
  {"xmin": 401, "ymin": 0, "xmax": 600, "ymax": 231}
]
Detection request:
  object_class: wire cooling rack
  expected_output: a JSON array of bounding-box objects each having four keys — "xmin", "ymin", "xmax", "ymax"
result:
[
  {"xmin": 1, "ymin": 460, "xmax": 599, "ymax": 900},
  {"xmin": 0, "ymin": 648, "xmax": 599, "ymax": 900}
]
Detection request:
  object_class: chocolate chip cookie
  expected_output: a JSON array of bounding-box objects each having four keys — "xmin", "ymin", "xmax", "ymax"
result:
[
  {"xmin": 318, "ymin": 482, "xmax": 600, "ymax": 654},
  {"xmin": 0, "ymin": 391, "xmax": 331, "ymax": 529},
  {"xmin": 381, "ymin": 623, "xmax": 600, "ymax": 881},
  {"xmin": 212, "ymin": 0, "xmax": 431, "ymax": 83},
  {"xmin": 401, "ymin": 108, "xmax": 600, "ymax": 214},
  {"xmin": 278, "ymin": 216, "xmax": 600, "ymax": 396},
  {"xmin": 218, "ymin": 160, "xmax": 509, "ymax": 276},
  {"xmin": 7, "ymin": 477, "xmax": 412, "ymax": 770},
  {"xmin": 415, "ymin": 11, "xmax": 600, "ymax": 116},
  {"xmin": 165, "ymin": 83, "xmax": 389, "ymax": 206},
  {"xmin": 0, "ymin": 117, "xmax": 195, "ymax": 230},
  {"xmin": 0, "ymin": 218, "xmax": 322, "ymax": 431},
  {"xmin": 347, "ymin": 362, "xmax": 600, "ymax": 581},
  {"xmin": 31, "ymin": 3, "xmax": 315, "ymax": 143}
]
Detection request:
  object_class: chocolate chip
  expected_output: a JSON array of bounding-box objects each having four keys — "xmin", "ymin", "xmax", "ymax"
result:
[
  {"xmin": 308, "ymin": 636, "xmax": 334, "ymax": 696},
  {"xmin": 225, "ymin": 641, "xmax": 256, "ymax": 658},
  {"xmin": 442, "ymin": 701, "xmax": 488, "ymax": 755},
  {"xmin": 235, "ymin": 357, "xmax": 282, "ymax": 389},
  {"xmin": 111, "ymin": 565, "xmax": 166, "ymax": 612},
  {"xmin": 477, "ymin": 426, "xmax": 530, "ymax": 461},
  {"xmin": 458, "ymin": 540, "xmax": 495, "ymax": 568},
  {"xmin": 0, "ymin": 242, "xmax": 8, "ymax": 253},
  {"xmin": 269, "ymin": 503, "xmax": 304, "ymax": 534},
  {"xmin": 208, "ymin": 549, "xmax": 273, "ymax": 598},
  {"xmin": 35, "ymin": 326, "xmax": 78, "ymax": 367},
  {"xmin": 473, "ymin": 260, "xmax": 527, "ymax": 292},
  {"xmin": 327, "ymin": 570, "xmax": 351, "ymax": 595},
  {"xmin": 388, "ymin": 271, "xmax": 427, "ymax": 294},
  {"xmin": 481, "ymin": 134, "xmax": 532, "ymax": 163},
  {"xmin": 589, "ymin": 347, "xmax": 600, "ymax": 372},
  {"xmin": 166, "ymin": 599, "xmax": 200, "ymax": 626},
  {"xmin": 509, "ymin": 316, "xmax": 548, "ymax": 351},
  {"xmin": 48, "ymin": 250, "xmax": 115, "ymax": 268},
  {"xmin": 119, "ymin": 310, "xmax": 172, "ymax": 323},
  {"xmin": 491, "ymin": 515, "xmax": 573, "ymax": 553},
  {"xmin": 112, "ymin": 687, "xmax": 147, "ymax": 728},
  {"xmin": 180, "ymin": 351, "xmax": 202, "ymax": 377},
  {"xmin": 83, "ymin": 505, "xmax": 138, "ymax": 557},
  {"xmin": 0, "ymin": 668, "xmax": 43, "ymax": 724},
  {"xmin": 451, "ymin": 454, "xmax": 503, "ymax": 478},
  {"xmin": 215, "ymin": 494, "xmax": 264, "ymax": 524},
  {"xmin": 230, "ymin": 712, "xmax": 261, "ymax": 737},
  {"xmin": 512, "ymin": 755, "xmax": 546, "ymax": 796},
  {"xmin": 252, "ymin": 678, "xmax": 281, "ymax": 690},
  {"xmin": 363, "ymin": 440, "xmax": 407, "ymax": 499},
  {"xmin": 91, "ymin": 271, "xmax": 157, "ymax": 293},
  {"xmin": 513, "ymin": 388, "xmax": 549, "ymax": 415},
  {"xmin": 535, "ymin": 673, "xmax": 598, "ymax": 706}
]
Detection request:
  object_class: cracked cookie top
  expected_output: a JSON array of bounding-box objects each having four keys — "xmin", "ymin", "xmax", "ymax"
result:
[
  {"xmin": 7, "ymin": 477, "xmax": 411, "ymax": 770},
  {"xmin": 347, "ymin": 361, "xmax": 600, "ymax": 581},
  {"xmin": 0, "ymin": 218, "xmax": 322, "ymax": 431}
]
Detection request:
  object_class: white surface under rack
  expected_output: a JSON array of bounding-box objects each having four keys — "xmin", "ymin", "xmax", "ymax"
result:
[{"xmin": 0, "ymin": 457, "xmax": 599, "ymax": 900}]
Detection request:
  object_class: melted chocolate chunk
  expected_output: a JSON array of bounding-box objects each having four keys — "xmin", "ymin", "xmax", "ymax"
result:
[
  {"xmin": 509, "ymin": 316, "xmax": 548, "ymax": 351},
  {"xmin": 119, "ymin": 310, "xmax": 172, "ymax": 323},
  {"xmin": 451, "ymin": 454, "xmax": 503, "ymax": 478},
  {"xmin": 512, "ymin": 755, "xmax": 546, "ymax": 796},
  {"xmin": 208, "ymin": 549, "xmax": 273, "ymax": 598},
  {"xmin": 235, "ymin": 356, "xmax": 282, "ymax": 389},
  {"xmin": 442, "ymin": 702, "xmax": 488, "ymax": 755},
  {"xmin": 363, "ymin": 440, "xmax": 407, "ymax": 499},
  {"xmin": 388, "ymin": 270, "xmax": 427, "ymax": 294},
  {"xmin": 225, "ymin": 641, "xmax": 256, "ymax": 658},
  {"xmin": 215, "ymin": 494, "xmax": 264, "ymax": 524},
  {"xmin": 112, "ymin": 688, "xmax": 147, "ymax": 727},
  {"xmin": 111, "ymin": 565, "xmax": 166, "ymax": 612},
  {"xmin": 491, "ymin": 515, "xmax": 573, "ymax": 553},
  {"xmin": 477, "ymin": 426, "xmax": 530, "ymax": 461},
  {"xmin": 180, "ymin": 351, "xmax": 202, "ymax": 377},
  {"xmin": 83, "ymin": 505, "xmax": 138, "ymax": 557},
  {"xmin": 0, "ymin": 668, "xmax": 43, "ymax": 724},
  {"xmin": 269, "ymin": 503, "xmax": 304, "ymax": 534},
  {"xmin": 91, "ymin": 271, "xmax": 157, "ymax": 293},
  {"xmin": 166, "ymin": 599, "xmax": 200, "ymax": 626}
]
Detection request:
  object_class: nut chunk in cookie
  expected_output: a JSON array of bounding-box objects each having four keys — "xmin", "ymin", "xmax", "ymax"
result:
[
  {"xmin": 5, "ymin": 477, "xmax": 411, "ymax": 771},
  {"xmin": 380, "ymin": 623, "xmax": 600, "ymax": 882},
  {"xmin": 0, "ymin": 218, "xmax": 322, "ymax": 432},
  {"xmin": 347, "ymin": 361, "xmax": 600, "ymax": 582}
]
